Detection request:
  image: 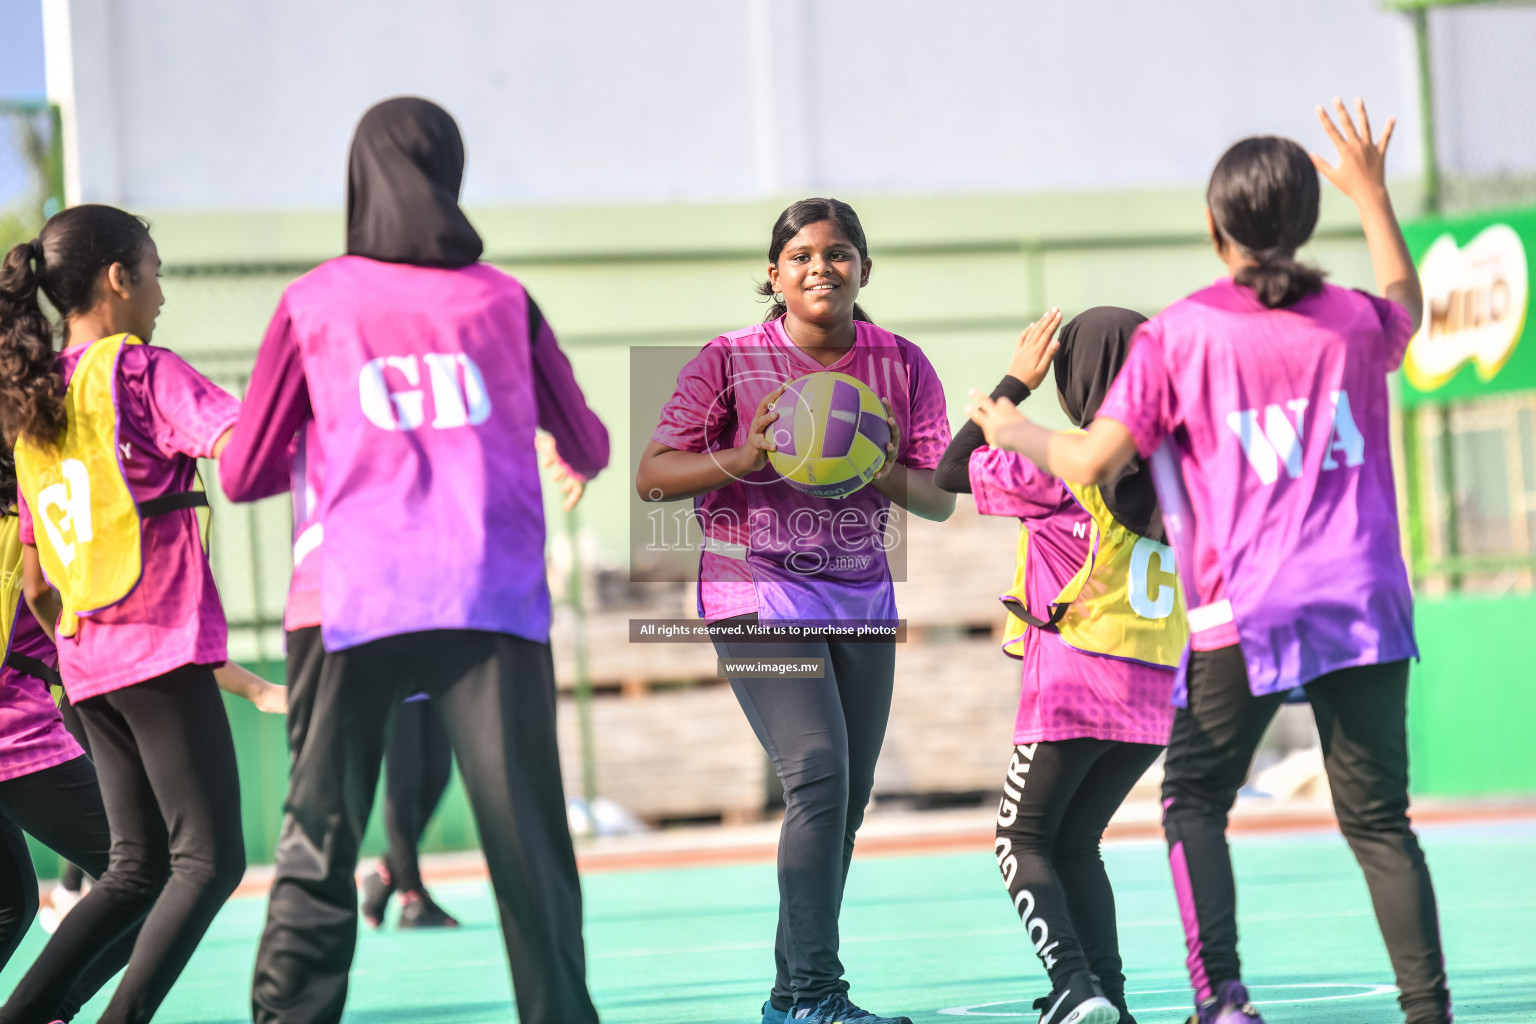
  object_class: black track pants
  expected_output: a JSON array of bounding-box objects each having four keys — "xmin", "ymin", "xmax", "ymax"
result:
[
  {"xmin": 251, "ymin": 628, "xmax": 597, "ymax": 1024},
  {"xmin": 382, "ymin": 699, "xmax": 453, "ymax": 893},
  {"xmin": 1, "ymin": 666, "xmax": 246, "ymax": 1024},
  {"xmin": 993, "ymin": 739, "xmax": 1162, "ymax": 1009},
  {"xmin": 1161, "ymin": 649, "xmax": 1450, "ymax": 1024},
  {"xmin": 0, "ymin": 755, "xmax": 142, "ymax": 1022},
  {"xmin": 714, "ymin": 617, "xmax": 897, "ymax": 1010}
]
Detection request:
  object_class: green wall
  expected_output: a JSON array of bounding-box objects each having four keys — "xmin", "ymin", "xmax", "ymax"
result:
[{"xmin": 1408, "ymin": 594, "xmax": 1536, "ymax": 796}]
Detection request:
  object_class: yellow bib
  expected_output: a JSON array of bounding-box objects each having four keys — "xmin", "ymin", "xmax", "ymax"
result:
[
  {"xmin": 15, "ymin": 334, "xmax": 151, "ymax": 638},
  {"xmin": 1, "ymin": 508, "xmax": 24, "ymax": 657},
  {"xmin": 1000, "ymin": 481, "xmax": 1188, "ymax": 668}
]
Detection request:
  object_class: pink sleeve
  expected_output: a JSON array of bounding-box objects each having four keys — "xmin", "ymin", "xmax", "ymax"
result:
[
  {"xmin": 17, "ymin": 491, "xmax": 33, "ymax": 545},
  {"xmin": 126, "ymin": 347, "xmax": 242, "ymax": 460},
  {"xmin": 1096, "ymin": 322, "xmax": 1175, "ymax": 459},
  {"xmin": 969, "ymin": 446, "xmax": 1067, "ymax": 519},
  {"xmin": 652, "ymin": 343, "xmax": 734, "ymax": 453},
  {"xmin": 530, "ymin": 299, "xmax": 609, "ymax": 481},
  {"xmin": 901, "ymin": 346, "xmax": 952, "ymax": 470},
  {"xmin": 219, "ymin": 296, "xmax": 313, "ymax": 502},
  {"xmin": 1365, "ymin": 292, "xmax": 1414, "ymax": 371}
]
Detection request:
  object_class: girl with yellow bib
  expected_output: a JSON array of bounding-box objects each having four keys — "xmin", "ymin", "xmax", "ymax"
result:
[
  {"xmin": 0, "ymin": 205, "xmax": 267, "ymax": 1024},
  {"xmin": 935, "ymin": 308, "xmax": 1184, "ymax": 1024}
]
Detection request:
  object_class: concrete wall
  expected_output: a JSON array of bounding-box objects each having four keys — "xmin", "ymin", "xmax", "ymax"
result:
[{"xmin": 46, "ymin": 0, "xmax": 1422, "ymax": 209}]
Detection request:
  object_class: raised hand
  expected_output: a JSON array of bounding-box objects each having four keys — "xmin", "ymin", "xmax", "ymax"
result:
[
  {"xmin": 1311, "ymin": 97, "xmax": 1395, "ymax": 203},
  {"xmin": 1007, "ymin": 308, "xmax": 1063, "ymax": 390},
  {"xmin": 537, "ymin": 433, "xmax": 586, "ymax": 511}
]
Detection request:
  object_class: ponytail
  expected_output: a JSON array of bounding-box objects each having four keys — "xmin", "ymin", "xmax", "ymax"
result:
[
  {"xmin": 0, "ymin": 204, "xmax": 153, "ymax": 446},
  {"xmin": 1207, "ymin": 136, "xmax": 1327, "ymax": 309},
  {"xmin": 1232, "ymin": 252, "xmax": 1327, "ymax": 309},
  {"xmin": 0, "ymin": 239, "xmax": 66, "ymax": 446}
]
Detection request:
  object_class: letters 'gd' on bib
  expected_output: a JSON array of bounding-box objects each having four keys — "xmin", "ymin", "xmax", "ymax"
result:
[
  {"xmin": 14, "ymin": 334, "xmax": 207, "ymax": 638},
  {"xmin": 1000, "ymin": 481, "xmax": 1189, "ymax": 669}
]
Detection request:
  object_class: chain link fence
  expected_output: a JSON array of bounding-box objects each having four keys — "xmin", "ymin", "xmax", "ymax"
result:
[{"xmin": 1404, "ymin": 0, "xmax": 1536, "ymax": 214}]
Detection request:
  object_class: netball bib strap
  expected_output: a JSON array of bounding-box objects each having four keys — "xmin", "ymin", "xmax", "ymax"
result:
[
  {"xmin": 14, "ymin": 334, "xmax": 149, "ymax": 638},
  {"xmin": 999, "ymin": 482, "xmax": 1189, "ymax": 668},
  {"xmin": 137, "ymin": 491, "xmax": 209, "ymax": 516},
  {"xmin": 0, "ymin": 509, "xmax": 25, "ymax": 662},
  {"xmin": 3, "ymin": 651, "xmax": 61, "ymax": 689}
]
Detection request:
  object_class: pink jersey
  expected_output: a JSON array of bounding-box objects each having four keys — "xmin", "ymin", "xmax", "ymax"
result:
[
  {"xmin": 652, "ymin": 319, "xmax": 950, "ymax": 622},
  {"xmin": 19, "ymin": 342, "xmax": 238, "ymax": 700},
  {"xmin": 220, "ymin": 257, "xmax": 609, "ymax": 651},
  {"xmin": 0, "ymin": 600, "xmax": 81, "ymax": 782},
  {"xmin": 1098, "ymin": 279, "xmax": 1418, "ymax": 697},
  {"xmin": 970, "ymin": 446, "xmax": 1175, "ymax": 746}
]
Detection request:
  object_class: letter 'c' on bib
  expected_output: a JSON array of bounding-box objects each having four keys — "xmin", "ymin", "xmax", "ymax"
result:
[
  {"xmin": 15, "ymin": 334, "xmax": 152, "ymax": 637},
  {"xmin": 998, "ymin": 481, "xmax": 1188, "ymax": 668}
]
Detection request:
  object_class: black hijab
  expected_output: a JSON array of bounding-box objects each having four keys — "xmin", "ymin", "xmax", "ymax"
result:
[
  {"xmin": 1053, "ymin": 306, "xmax": 1165, "ymax": 542},
  {"xmin": 346, "ymin": 97, "xmax": 484, "ymax": 268}
]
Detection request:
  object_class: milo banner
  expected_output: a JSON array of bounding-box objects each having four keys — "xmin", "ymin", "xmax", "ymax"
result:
[{"xmin": 1398, "ymin": 205, "xmax": 1535, "ymax": 407}]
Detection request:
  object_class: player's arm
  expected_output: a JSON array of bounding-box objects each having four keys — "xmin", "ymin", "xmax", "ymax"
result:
[
  {"xmin": 20, "ymin": 544, "xmax": 61, "ymax": 645},
  {"xmin": 214, "ymin": 662, "xmax": 288, "ymax": 714},
  {"xmin": 1311, "ymin": 98, "xmax": 1422, "ymax": 333},
  {"xmin": 966, "ymin": 391, "xmax": 1138, "ymax": 486},
  {"xmin": 636, "ymin": 385, "xmax": 784, "ymax": 502}
]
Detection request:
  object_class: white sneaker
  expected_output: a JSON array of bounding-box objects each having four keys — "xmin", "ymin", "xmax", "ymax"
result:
[{"xmin": 37, "ymin": 885, "xmax": 82, "ymax": 934}]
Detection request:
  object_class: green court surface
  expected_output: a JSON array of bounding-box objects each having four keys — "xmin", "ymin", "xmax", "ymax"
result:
[{"xmin": 4, "ymin": 819, "xmax": 1531, "ymax": 1023}]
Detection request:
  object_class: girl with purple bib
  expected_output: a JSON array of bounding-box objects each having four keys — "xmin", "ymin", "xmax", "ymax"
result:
[
  {"xmin": 938, "ymin": 307, "xmax": 1182, "ymax": 1024},
  {"xmin": 638, "ymin": 198, "xmax": 955, "ymax": 1024},
  {"xmin": 219, "ymin": 97, "xmax": 608, "ymax": 1024},
  {"xmin": 0, "ymin": 205, "xmax": 254, "ymax": 1024},
  {"xmin": 968, "ymin": 101, "xmax": 1451, "ymax": 1024}
]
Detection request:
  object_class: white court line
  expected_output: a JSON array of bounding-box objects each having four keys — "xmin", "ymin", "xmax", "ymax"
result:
[{"xmin": 937, "ymin": 983, "xmax": 1399, "ymax": 1017}]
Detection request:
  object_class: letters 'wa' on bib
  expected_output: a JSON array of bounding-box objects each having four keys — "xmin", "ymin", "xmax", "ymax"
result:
[
  {"xmin": 15, "ymin": 334, "xmax": 150, "ymax": 638},
  {"xmin": 999, "ymin": 481, "xmax": 1188, "ymax": 668}
]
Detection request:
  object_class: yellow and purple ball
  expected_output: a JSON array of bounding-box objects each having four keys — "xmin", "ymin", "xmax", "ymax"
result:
[{"xmin": 767, "ymin": 371, "xmax": 891, "ymax": 498}]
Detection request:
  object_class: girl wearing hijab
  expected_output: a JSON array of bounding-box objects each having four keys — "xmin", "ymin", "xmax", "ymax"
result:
[
  {"xmin": 220, "ymin": 97, "xmax": 609, "ymax": 1024},
  {"xmin": 936, "ymin": 307, "xmax": 1186, "ymax": 1024}
]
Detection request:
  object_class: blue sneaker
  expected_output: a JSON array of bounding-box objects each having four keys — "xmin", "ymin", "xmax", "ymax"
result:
[
  {"xmin": 791, "ymin": 992, "xmax": 913, "ymax": 1024},
  {"xmin": 761, "ymin": 1000, "xmax": 789, "ymax": 1024}
]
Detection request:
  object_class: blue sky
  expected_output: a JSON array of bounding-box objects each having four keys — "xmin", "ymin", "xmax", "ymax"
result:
[{"xmin": 0, "ymin": 0, "xmax": 46, "ymax": 100}]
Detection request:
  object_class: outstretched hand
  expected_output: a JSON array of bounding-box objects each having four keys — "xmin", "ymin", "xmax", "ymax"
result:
[
  {"xmin": 1311, "ymin": 97, "xmax": 1394, "ymax": 203},
  {"xmin": 1006, "ymin": 308, "xmax": 1062, "ymax": 390},
  {"xmin": 537, "ymin": 433, "xmax": 586, "ymax": 512}
]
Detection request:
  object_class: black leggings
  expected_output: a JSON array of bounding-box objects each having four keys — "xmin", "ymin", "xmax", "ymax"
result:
[
  {"xmin": 56, "ymin": 694, "xmax": 90, "ymax": 894},
  {"xmin": 993, "ymin": 739, "xmax": 1162, "ymax": 1010},
  {"xmin": 382, "ymin": 699, "xmax": 453, "ymax": 893},
  {"xmin": 0, "ymin": 665, "xmax": 247, "ymax": 1024},
  {"xmin": 0, "ymin": 755, "xmax": 141, "ymax": 1022},
  {"xmin": 253, "ymin": 628, "xmax": 596, "ymax": 1024},
  {"xmin": 714, "ymin": 617, "xmax": 897, "ymax": 1010},
  {"xmin": 1162, "ymin": 649, "xmax": 1450, "ymax": 1024}
]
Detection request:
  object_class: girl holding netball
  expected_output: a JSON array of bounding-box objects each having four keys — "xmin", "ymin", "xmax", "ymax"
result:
[
  {"xmin": 968, "ymin": 101, "xmax": 1451, "ymax": 1024},
  {"xmin": 637, "ymin": 197, "xmax": 954, "ymax": 1024},
  {"xmin": 0, "ymin": 204, "xmax": 249, "ymax": 1024},
  {"xmin": 937, "ymin": 306, "xmax": 1184, "ymax": 1024},
  {"xmin": 220, "ymin": 96, "xmax": 608, "ymax": 1024}
]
